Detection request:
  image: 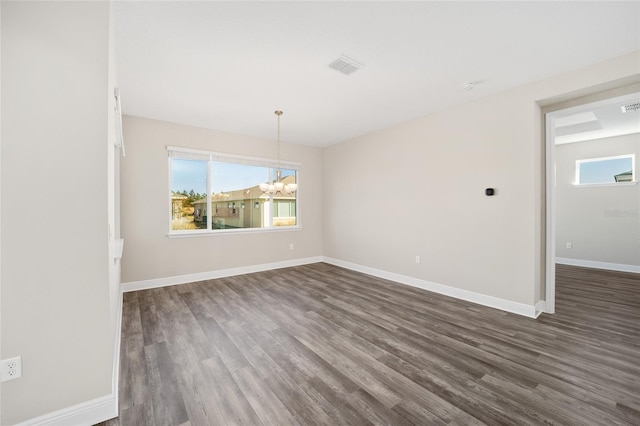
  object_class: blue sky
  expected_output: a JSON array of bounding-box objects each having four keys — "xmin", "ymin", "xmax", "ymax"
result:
[
  {"xmin": 579, "ymin": 157, "xmax": 632, "ymax": 184},
  {"xmin": 171, "ymin": 159, "xmax": 295, "ymax": 194}
]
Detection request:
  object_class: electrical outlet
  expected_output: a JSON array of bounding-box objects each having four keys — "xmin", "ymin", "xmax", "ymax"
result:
[
  {"xmin": 289, "ymin": 243, "xmax": 294, "ymax": 250},
  {"xmin": 1, "ymin": 356, "xmax": 22, "ymax": 382},
  {"xmin": 566, "ymin": 242, "xmax": 572, "ymax": 249},
  {"xmin": 415, "ymin": 256, "xmax": 421, "ymax": 264}
]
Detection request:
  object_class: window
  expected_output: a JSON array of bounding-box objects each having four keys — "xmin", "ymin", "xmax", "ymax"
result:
[
  {"xmin": 169, "ymin": 146, "xmax": 299, "ymax": 234},
  {"xmin": 575, "ymin": 154, "xmax": 635, "ymax": 185}
]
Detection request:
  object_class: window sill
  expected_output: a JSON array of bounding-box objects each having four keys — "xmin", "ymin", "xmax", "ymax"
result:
[
  {"xmin": 167, "ymin": 226, "xmax": 302, "ymax": 238},
  {"xmin": 573, "ymin": 181, "xmax": 637, "ymax": 188}
]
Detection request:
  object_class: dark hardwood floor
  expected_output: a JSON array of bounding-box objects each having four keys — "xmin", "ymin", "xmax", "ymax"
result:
[{"xmin": 99, "ymin": 263, "xmax": 640, "ymax": 425}]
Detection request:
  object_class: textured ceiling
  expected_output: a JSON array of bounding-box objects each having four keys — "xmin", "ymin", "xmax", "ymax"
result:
[{"xmin": 114, "ymin": 1, "xmax": 640, "ymax": 147}]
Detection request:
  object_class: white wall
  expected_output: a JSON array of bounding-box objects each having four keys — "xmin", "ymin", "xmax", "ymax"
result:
[
  {"xmin": 0, "ymin": 0, "xmax": 4, "ymax": 414},
  {"xmin": 323, "ymin": 52, "xmax": 640, "ymax": 308},
  {"xmin": 108, "ymin": 1, "xmax": 123, "ymax": 354},
  {"xmin": 120, "ymin": 116, "xmax": 323, "ymax": 284},
  {"xmin": 556, "ymin": 133, "xmax": 640, "ymax": 268},
  {"xmin": 1, "ymin": 2, "xmax": 115, "ymax": 424}
]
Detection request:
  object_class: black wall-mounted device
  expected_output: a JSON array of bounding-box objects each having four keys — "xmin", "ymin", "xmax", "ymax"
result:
[{"xmin": 485, "ymin": 188, "xmax": 495, "ymax": 196}]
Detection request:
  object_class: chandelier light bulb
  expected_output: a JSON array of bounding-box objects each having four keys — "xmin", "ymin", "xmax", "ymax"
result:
[{"xmin": 285, "ymin": 183, "xmax": 297, "ymax": 193}]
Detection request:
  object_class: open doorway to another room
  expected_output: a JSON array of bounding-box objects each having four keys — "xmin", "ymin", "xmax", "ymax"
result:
[{"xmin": 545, "ymin": 91, "xmax": 640, "ymax": 313}]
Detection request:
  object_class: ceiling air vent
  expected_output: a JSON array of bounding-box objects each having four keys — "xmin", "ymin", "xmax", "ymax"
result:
[
  {"xmin": 329, "ymin": 55, "xmax": 363, "ymax": 76},
  {"xmin": 621, "ymin": 102, "xmax": 640, "ymax": 113}
]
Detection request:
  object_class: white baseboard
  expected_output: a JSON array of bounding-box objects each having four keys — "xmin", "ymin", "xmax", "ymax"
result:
[
  {"xmin": 322, "ymin": 257, "xmax": 538, "ymax": 318},
  {"xmin": 556, "ymin": 257, "xmax": 640, "ymax": 274},
  {"xmin": 110, "ymin": 288, "xmax": 123, "ymax": 415},
  {"xmin": 534, "ymin": 300, "xmax": 546, "ymax": 317},
  {"xmin": 16, "ymin": 394, "xmax": 117, "ymax": 426},
  {"xmin": 121, "ymin": 256, "xmax": 323, "ymax": 292},
  {"xmin": 122, "ymin": 255, "xmax": 539, "ymax": 317},
  {"xmin": 17, "ymin": 287, "xmax": 124, "ymax": 426}
]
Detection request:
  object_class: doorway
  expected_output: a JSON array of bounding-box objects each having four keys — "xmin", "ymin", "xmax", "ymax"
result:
[{"xmin": 545, "ymin": 91, "xmax": 640, "ymax": 313}]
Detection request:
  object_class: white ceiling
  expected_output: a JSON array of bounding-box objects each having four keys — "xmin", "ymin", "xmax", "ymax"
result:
[
  {"xmin": 554, "ymin": 92, "xmax": 640, "ymax": 145},
  {"xmin": 114, "ymin": 1, "xmax": 640, "ymax": 147}
]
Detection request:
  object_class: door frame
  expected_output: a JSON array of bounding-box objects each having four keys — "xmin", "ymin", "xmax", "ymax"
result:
[
  {"xmin": 545, "ymin": 112, "xmax": 557, "ymax": 313},
  {"xmin": 544, "ymin": 88, "xmax": 640, "ymax": 314}
]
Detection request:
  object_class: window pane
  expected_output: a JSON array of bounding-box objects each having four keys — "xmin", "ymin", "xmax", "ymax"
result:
[
  {"xmin": 274, "ymin": 169, "xmax": 297, "ymax": 227},
  {"xmin": 578, "ymin": 156, "xmax": 634, "ymax": 184},
  {"xmin": 168, "ymin": 148, "xmax": 300, "ymax": 233},
  {"xmin": 210, "ymin": 162, "xmax": 270, "ymax": 230},
  {"xmin": 171, "ymin": 158, "xmax": 207, "ymax": 231}
]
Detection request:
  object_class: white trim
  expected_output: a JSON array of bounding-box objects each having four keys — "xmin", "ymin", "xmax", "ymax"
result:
[
  {"xmin": 122, "ymin": 257, "xmax": 539, "ymax": 317},
  {"xmin": 556, "ymin": 257, "xmax": 640, "ymax": 274},
  {"xmin": 167, "ymin": 145, "xmax": 301, "ymax": 169},
  {"xmin": 111, "ymin": 288, "xmax": 123, "ymax": 416},
  {"xmin": 16, "ymin": 290, "xmax": 124, "ymax": 426},
  {"xmin": 573, "ymin": 181, "xmax": 637, "ymax": 187},
  {"xmin": 167, "ymin": 225, "xmax": 302, "ymax": 238},
  {"xmin": 110, "ymin": 238, "xmax": 124, "ymax": 261},
  {"xmin": 322, "ymin": 257, "xmax": 539, "ymax": 318},
  {"xmin": 121, "ymin": 256, "xmax": 323, "ymax": 292},
  {"xmin": 16, "ymin": 394, "xmax": 117, "ymax": 426},
  {"xmin": 545, "ymin": 112, "xmax": 557, "ymax": 313},
  {"xmin": 168, "ymin": 156, "xmax": 174, "ymax": 232},
  {"xmin": 114, "ymin": 88, "xmax": 125, "ymax": 156},
  {"xmin": 535, "ymin": 300, "xmax": 546, "ymax": 318}
]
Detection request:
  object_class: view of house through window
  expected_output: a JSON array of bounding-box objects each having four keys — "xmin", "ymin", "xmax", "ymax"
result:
[
  {"xmin": 575, "ymin": 154, "xmax": 635, "ymax": 185},
  {"xmin": 169, "ymin": 148, "xmax": 298, "ymax": 233}
]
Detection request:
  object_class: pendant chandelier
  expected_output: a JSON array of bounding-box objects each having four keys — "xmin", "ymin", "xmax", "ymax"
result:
[{"xmin": 259, "ymin": 110, "xmax": 297, "ymax": 195}]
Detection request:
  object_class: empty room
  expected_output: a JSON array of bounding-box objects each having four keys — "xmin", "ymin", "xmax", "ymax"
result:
[{"xmin": 1, "ymin": 1, "xmax": 639, "ymax": 425}]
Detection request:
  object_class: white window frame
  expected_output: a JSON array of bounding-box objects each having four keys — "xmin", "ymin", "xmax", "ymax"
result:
[
  {"xmin": 574, "ymin": 154, "xmax": 636, "ymax": 187},
  {"xmin": 168, "ymin": 146, "xmax": 301, "ymax": 237}
]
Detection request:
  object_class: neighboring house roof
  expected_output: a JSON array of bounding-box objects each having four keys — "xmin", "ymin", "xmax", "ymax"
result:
[
  {"xmin": 614, "ymin": 170, "xmax": 633, "ymax": 182},
  {"xmin": 171, "ymin": 192, "xmax": 188, "ymax": 200},
  {"xmin": 193, "ymin": 175, "xmax": 296, "ymax": 205}
]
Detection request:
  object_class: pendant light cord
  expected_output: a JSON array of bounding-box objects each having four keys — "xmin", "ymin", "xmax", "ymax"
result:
[{"xmin": 275, "ymin": 110, "xmax": 283, "ymax": 181}]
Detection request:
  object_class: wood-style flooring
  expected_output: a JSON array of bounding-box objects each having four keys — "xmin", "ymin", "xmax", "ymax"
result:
[{"xmin": 100, "ymin": 263, "xmax": 640, "ymax": 425}]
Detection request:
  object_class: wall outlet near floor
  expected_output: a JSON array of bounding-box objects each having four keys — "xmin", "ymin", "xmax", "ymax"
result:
[
  {"xmin": 1, "ymin": 356, "xmax": 22, "ymax": 382},
  {"xmin": 289, "ymin": 243, "xmax": 294, "ymax": 250},
  {"xmin": 415, "ymin": 256, "xmax": 421, "ymax": 264},
  {"xmin": 566, "ymin": 242, "xmax": 572, "ymax": 249}
]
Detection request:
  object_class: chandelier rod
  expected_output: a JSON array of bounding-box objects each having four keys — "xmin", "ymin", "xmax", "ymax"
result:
[{"xmin": 275, "ymin": 110, "xmax": 283, "ymax": 179}]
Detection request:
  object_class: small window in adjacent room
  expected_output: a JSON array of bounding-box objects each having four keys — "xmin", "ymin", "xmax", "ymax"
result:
[{"xmin": 575, "ymin": 154, "xmax": 635, "ymax": 185}]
